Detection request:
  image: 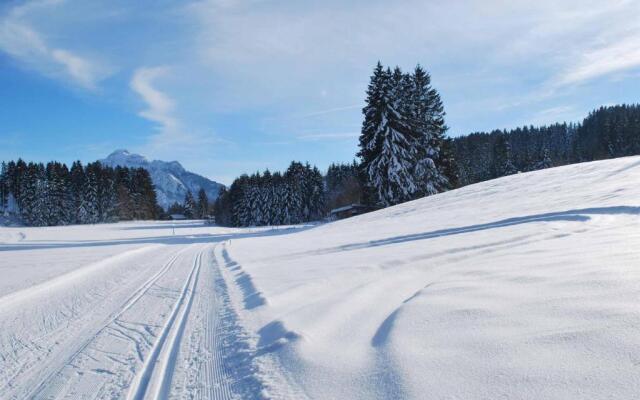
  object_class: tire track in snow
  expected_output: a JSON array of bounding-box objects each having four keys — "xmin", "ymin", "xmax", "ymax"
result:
[
  {"xmin": 23, "ymin": 246, "xmax": 189, "ymax": 400},
  {"xmin": 126, "ymin": 246, "xmax": 204, "ymax": 400}
]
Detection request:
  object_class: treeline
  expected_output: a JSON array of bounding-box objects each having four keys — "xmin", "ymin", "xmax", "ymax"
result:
[
  {"xmin": 214, "ymin": 161, "xmax": 324, "ymax": 226},
  {"xmin": 0, "ymin": 160, "xmax": 160, "ymax": 226},
  {"xmin": 167, "ymin": 188, "xmax": 211, "ymax": 219},
  {"xmin": 213, "ymin": 62, "xmax": 455, "ymax": 226},
  {"xmin": 574, "ymin": 104, "xmax": 640, "ymax": 161},
  {"xmin": 452, "ymin": 104, "xmax": 640, "ymax": 186},
  {"xmin": 453, "ymin": 123, "xmax": 576, "ymax": 186},
  {"xmin": 325, "ymin": 161, "xmax": 362, "ymax": 212}
]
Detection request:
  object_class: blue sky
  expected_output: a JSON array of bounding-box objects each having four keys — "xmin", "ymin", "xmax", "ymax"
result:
[{"xmin": 1, "ymin": 0, "xmax": 640, "ymax": 184}]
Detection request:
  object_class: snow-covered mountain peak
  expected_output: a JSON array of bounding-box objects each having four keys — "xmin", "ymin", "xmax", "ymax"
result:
[
  {"xmin": 103, "ymin": 149, "xmax": 149, "ymax": 168},
  {"xmin": 100, "ymin": 150, "xmax": 223, "ymax": 209}
]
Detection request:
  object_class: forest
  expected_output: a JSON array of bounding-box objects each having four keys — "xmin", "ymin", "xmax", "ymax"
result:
[{"xmin": 0, "ymin": 160, "xmax": 159, "ymax": 226}]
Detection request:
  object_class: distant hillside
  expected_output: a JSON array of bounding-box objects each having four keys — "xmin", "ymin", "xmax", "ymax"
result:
[{"xmin": 100, "ymin": 150, "xmax": 224, "ymax": 209}]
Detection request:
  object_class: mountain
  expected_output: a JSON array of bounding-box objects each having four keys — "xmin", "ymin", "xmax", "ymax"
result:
[{"xmin": 100, "ymin": 149, "xmax": 224, "ymax": 209}]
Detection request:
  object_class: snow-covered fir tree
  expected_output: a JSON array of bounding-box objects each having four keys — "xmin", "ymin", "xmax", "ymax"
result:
[
  {"xmin": 358, "ymin": 62, "xmax": 451, "ymax": 207},
  {"xmin": 410, "ymin": 65, "xmax": 449, "ymax": 196}
]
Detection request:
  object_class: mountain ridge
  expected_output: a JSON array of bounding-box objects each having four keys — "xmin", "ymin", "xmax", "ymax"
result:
[{"xmin": 100, "ymin": 149, "xmax": 224, "ymax": 209}]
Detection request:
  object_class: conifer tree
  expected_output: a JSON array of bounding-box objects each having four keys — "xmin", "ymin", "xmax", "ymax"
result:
[
  {"xmin": 80, "ymin": 165, "xmax": 100, "ymax": 224},
  {"xmin": 196, "ymin": 188, "xmax": 209, "ymax": 219},
  {"xmin": 20, "ymin": 163, "xmax": 39, "ymax": 226},
  {"xmin": 184, "ymin": 190, "xmax": 196, "ymax": 219},
  {"xmin": 359, "ymin": 63, "xmax": 431, "ymax": 206},
  {"xmin": 411, "ymin": 65, "xmax": 449, "ymax": 195}
]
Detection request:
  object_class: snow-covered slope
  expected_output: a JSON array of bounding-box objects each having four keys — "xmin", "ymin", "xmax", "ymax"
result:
[
  {"xmin": 225, "ymin": 156, "xmax": 640, "ymax": 399},
  {"xmin": 100, "ymin": 149, "xmax": 224, "ymax": 208},
  {"xmin": 2, "ymin": 156, "xmax": 640, "ymax": 399}
]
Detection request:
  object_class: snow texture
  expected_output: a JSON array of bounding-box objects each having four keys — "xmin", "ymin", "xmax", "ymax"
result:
[{"xmin": 1, "ymin": 156, "xmax": 640, "ymax": 399}]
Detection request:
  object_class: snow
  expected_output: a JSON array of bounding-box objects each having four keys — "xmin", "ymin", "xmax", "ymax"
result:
[
  {"xmin": 1, "ymin": 156, "xmax": 640, "ymax": 399},
  {"xmin": 227, "ymin": 156, "xmax": 640, "ymax": 399}
]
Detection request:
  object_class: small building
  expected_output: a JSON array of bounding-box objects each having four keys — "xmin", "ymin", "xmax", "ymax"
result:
[
  {"xmin": 329, "ymin": 204, "xmax": 372, "ymax": 220},
  {"xmin": 170, "ymin": 213, "xmax": 186, "ymax": 220}
]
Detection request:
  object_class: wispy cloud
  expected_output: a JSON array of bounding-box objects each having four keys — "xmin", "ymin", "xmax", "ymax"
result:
[
  {"xmin": 130, "ymin": 66, "xmax": 178, "ymax": 135},
  {"xmin": 129, "ymin": 65, "xmax": 233, "ymax": 166},
  {"xmin": 553, "ymin": 34, "xmax": 640, "ymax": 88},
  {"xmin": 0, "ymin": 0, "xmax": 109, "ymax": 90}
]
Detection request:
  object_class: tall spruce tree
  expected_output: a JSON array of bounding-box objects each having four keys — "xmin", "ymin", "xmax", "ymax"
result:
[
  {"xmin": 359, "ymin": 64, "xmax": 416, "ymax": 206},
  {"xmin": 358, "ymin": 62, "xmax": 450, "ymax": 207},
  {"xmin": 411, "ymin": 65, "xmax": 450, "ymax": 195}
]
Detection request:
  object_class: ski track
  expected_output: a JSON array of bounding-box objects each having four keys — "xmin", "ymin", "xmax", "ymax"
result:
[
  {"xmin": 180, "ymin": 246, "xmax": 239, "ymax": 400},
  {"xmin": 2, "ymin": 236, "xmax": 281, "ymax": 400},
  {"xmin": 0, "ymin": 245, "xmax": 183, "ymax": 399},
  {"xmin": 126, "ymin": 246, "xmax": 203, "ymax": 400},
  {"xmin": 24, "ymin": 246, "xmax": 189, "ymax": 399}
]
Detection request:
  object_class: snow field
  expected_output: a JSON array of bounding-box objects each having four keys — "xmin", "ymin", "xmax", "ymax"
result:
[
  {"xmin": 1, "ymin": 156, "xmax": 640, "ymax": 399},
  {"xmin": 226, "ymin": 156, "xmax": 640, "ymax": 399}
]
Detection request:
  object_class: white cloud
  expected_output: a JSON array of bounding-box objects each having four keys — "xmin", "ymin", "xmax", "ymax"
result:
[
  {"xmin": 129, "ymin": 66, "xmax": 233, "ymax": 162},
  {"xmin": 553, "ymin": 34, "xmax": 640, "ymax": 87},
  {"xmin": 130, "ymin": 67, "xmax": 178, "ymax": 134},
  {"xmin": 0, "ymin": 0, "xmax": 108, "ymax": 90},
  {"xmin": 186, "ymin": 0, "xmax": 640, "ymax": 111},
  {"xmin": 51, "ymin": 49, "xmax": 102, "ymax": 89}
]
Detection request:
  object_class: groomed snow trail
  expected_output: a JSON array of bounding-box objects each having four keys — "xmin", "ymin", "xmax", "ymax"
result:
[{"xmin": 0, "ymin": 222, "xmax": 292, "ymax": 400}]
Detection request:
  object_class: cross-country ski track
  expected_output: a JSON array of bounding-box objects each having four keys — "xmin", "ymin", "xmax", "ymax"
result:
[
  {"xmin": 0, "ymin": 227, "xmax": 301, "ymax": 400},
  {"xmin": 3, "ymin": 156, "xmax": 640, "ymax": 399}
]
